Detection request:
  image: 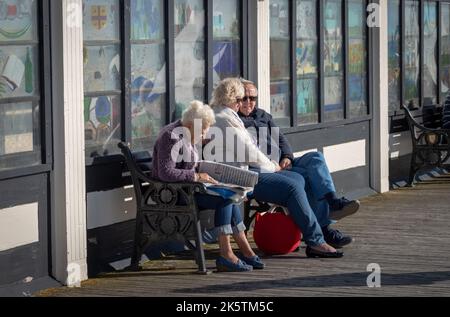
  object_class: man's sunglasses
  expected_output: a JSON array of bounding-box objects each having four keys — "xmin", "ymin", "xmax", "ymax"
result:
[{"xmin": 243, "ymin": 96, "xmax": 258, "ymax": 102}]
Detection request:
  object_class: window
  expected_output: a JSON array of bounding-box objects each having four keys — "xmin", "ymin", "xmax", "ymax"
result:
[
  {"xmin": 269, "ymin": 0, "xmax": 369, "ymax": 130},
  {"xmin": 296, "ymin": 0, "xmax": 319, "ymax": 125},
  {"xmin": 83, "ymin": 0, "xmax": 122, "ymax": 158},
  {"xmin": 423, "ymin": 1, "xmax": 437, "ymax": 106},
  {"xmin": 388, "ymin": 0, "xmax": 401, "ymax": 112},
  {"xmin": 269, "ymin": 0, "xmax": 291, "ymax": 128},
  {"xmin": 323, "ymin": 0, "xmax": 344, "ymax": 122},
  {"xmin": 131, "ymin": 0, "xmax": 166, "ymax": 151},
  {"xmin": 174, "ymin": 0, "xmax": 205, "ymax": 120},
  {"xmin": 388, "ymin": 0, "xmax": 450, "ymax": 116},
  {"xmin": 441, "ymin": 2, "xmax": 450, "ymax": 102},
  {"xmin": 348, "ymin": 0, "xmax": 367, "ymax": 118},
  {"xmin": 0, "ymin": 0, "xmax": 41, "ymax": 171},
  {"xmin": 82, "ymin": 0, "xmax": 245, "ymax": 160},
  {"xmin": 212, "ymin": 0, "xmax": 241, "ymax": 86}
]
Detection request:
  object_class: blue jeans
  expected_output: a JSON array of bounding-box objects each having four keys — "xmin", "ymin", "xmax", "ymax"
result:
[
  {"xmin": 195, "ymin": 194, "xmax": 246, "ymax": 236},
  {"xmin": 290, "ymin": 152, "xmax": 336, "ymax": 228},
  {"xmin": 252, "ymin": 170, "xmax": 326, "ymax": 246}
]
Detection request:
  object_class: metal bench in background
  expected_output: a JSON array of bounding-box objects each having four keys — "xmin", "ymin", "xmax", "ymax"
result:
[
  {"xmin": 118, "ymin": 142, "xmax": 210, "ymax": 274},
  {"xmin": 402, "ymin": 105, "xmax": 450, "ymax": 185}
]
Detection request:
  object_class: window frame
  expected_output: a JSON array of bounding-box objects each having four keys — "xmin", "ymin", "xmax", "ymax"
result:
[
  {"xmin": 388, "ymin": 0, "xmax": 448, "ymax": 119},
  {"xmin": 271, "ymin": 0, "xmax": 371, "ymax": 134},
  {"xmin": 0, "ymin": 0, "xmax": 53, "ymax": 181},
  {"xmin": 85, "ymin": 0, "xmax": 248, "ymax": 167}
]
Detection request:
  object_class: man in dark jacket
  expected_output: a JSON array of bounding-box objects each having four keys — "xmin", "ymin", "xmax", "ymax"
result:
[{"xmin": 238, "ymin": 79, "xmax": 360, "ymax": 248}]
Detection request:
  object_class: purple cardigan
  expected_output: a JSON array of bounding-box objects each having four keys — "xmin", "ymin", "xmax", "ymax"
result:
[{"xmin": 152, "ymin": 120, "xmax": 198, "ymax": 183}]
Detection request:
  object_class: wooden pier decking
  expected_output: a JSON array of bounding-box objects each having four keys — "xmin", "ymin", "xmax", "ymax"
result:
[{"xmin": 37, "ymin": 174, "xmax": 450, "ymax": 297}]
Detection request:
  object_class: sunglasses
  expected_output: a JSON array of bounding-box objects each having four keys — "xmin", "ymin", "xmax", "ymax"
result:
[{"xmin": 243, "ymin": 96, "xmax": 258, "ymax": 102}]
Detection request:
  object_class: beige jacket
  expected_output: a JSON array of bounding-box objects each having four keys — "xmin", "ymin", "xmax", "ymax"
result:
[{"xmin": 211, "ymin": 105, "xmax": 277, "ymax": 172}]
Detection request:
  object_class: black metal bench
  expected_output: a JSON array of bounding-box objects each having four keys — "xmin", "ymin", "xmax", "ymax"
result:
[
  {"xmin": 402, "ymin": 105, "xmax": 450, "ymax": 185},
  {"xmin": 118, "ymin": 142, "xmax": 211, "ymax": 274}
]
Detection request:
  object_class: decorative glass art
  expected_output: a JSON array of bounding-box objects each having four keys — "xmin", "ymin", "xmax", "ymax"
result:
[
  {"xmin": 212, "ymin": 0, "xmax": 241, "ymax": 86},
  {"xmin": 423, "ymin": 1, "xmax": 437, "ymax": 106},
  {"xmin": 270, "ymin": 80, "xmax": 290, "ymax": 127},
  {"xmin": 131, "ymin": 0, "xmax": 163, "ymax": 41},
  {"xmin": 404, "ymin": 0, "xmax": 420, "ymax": 108},
  {"xmin": 83, "ymin": 0, "xmax": 120, "ymax": 41},
  {"xmin": 441, "ymin": 3, "xmax": 450, "ymax": 100},
  {"xmin": 0, "ymin": 45, "xmax": 38, "ymax": 99},
  {"xmin": 83, "ymin": 45, "xmax": 121, "ymax": 93},
  {"xmin": 348, "ymin": 1, "xmax": 367, "ymax": 118},
  {"xmin": 388, "ymin": 0, "xmax": 401, "ymax": 112},
  {"xmin": 297, "ymin": 79, "xmax": 318, "ymax": 125},
  {"xmin": 84, "ymin": 95, "xmax": 121, "ymax": 157},
  {"xmin": 174, "ymin": 0, "xmax": 205, "ymax": 119},
  {"xmin": 0, "ymin": 0, "xmax": 37, "ymax": 42},
  {"xmin": 324, "ymin": 0, "xmax": 343, "ymax": 122}
]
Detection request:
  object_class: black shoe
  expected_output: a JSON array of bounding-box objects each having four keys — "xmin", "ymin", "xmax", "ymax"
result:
[
  {"xmin": 305, "ymin": 246, "xmax": 344, "ymax": 258},
  {"xmin": 322, "ymin": 226, "xmax": 354, "ymax": 249},
  {"xmin": 329, "ymin": 198, "xmax": 360, "ymax": 221}
]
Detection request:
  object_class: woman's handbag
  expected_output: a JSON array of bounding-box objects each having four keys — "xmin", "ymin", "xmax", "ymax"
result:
[{"xmin": 253, "ymin": 206, "xmax": 302, "ymax": 255}]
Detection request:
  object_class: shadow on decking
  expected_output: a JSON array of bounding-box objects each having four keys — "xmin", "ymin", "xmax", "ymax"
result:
[{"xmin": 173, "ymin": 271, "xmax": 450, "ymax": 293}]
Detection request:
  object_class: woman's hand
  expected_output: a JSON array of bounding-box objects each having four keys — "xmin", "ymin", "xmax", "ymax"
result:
[{"xmin": 196, "ymin": 173, "xmax": 219, "ymax": 184}]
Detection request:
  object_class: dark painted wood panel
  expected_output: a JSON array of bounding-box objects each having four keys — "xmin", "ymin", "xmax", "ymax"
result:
[{"xmin": 0, "ymin": 174, "xmax": 49, "ymax": 286}]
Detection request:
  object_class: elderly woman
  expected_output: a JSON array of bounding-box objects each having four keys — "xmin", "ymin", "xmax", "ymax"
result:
[
  {"xmin": 210, "ymin": 78, "xmax": 343, "ymax": 258},
  {"xmin": 152, "ymin": 100, "xmax": 265, "ymax": 272}
]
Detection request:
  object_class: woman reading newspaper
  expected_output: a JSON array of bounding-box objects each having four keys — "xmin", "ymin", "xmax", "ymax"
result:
[{"xmin": 152, "ymin": 100, "xmax": 265, "ymax": 272}]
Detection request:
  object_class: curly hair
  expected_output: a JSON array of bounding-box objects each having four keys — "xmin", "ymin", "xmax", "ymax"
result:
[
  {"xmin": 210, "ymin": 78, "xmax": 245, "ymax": 108},
  {"xmin": 181, "ymin": 100, "xmax": 216, "ymax": 127}
]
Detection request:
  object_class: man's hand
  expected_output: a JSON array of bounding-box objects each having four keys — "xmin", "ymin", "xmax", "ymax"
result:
[{"xmin": 280, "ymin": 158, "xmax": 293, "ymax": 170}]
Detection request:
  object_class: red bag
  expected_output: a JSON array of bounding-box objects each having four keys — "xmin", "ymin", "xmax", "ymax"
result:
[{"xmin": 253, "ymin": 209, "xmax": 302, "ymax": 255}]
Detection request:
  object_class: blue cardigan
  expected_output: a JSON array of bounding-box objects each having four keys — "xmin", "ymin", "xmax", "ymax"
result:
[{"xmin": 238, "ymin": 108, "xmax": 295, "ymax": 163}]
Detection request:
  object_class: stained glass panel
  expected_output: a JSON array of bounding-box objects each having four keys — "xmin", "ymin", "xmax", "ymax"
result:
[
  {"xmin": 213, "ymin": 0, "xmax": 241, "ymax": 86},
  {"xmin": 423, "ymin": 1, "xmax": 437, "ymax": 106},
  {"xmin": 83, "ymin": 0, "xmax": 120, "ymax": 42},
  {"xmin": 348, "ymin": 1, "xmax": 367, "ymax": 118},
  {"xmin": 404, "ymin": 0, "xmax": 420, "ymax": 108},
  {"xmin": 131, "ymin": 0, "xmax": 166, "ymax": 151},
  {"xmin": 84, "ymin": 95, "xmax": 121, "ymax": 157},
  {"xmin": 324, "ymin": 0, "xmax": 343, "ymax": 121},
  {"xmin": 270, "ymin": 0, "xmax": 290, "ymax": 127},
  {"xmin": 296, "ymin": 0, "xmax": 318, "ymax": 126},
  {"xmin": 388, "ymin": 0, "xmax": 401, "ymax": 112},
  {"xmin": 83, "ymin": 45, "xmax": 121, "ymax": 93},
  {"xmin": 441, "ymin": 3, "xmax": 450, "ymax": 101},
  {"xmin": 0, "ymin": 0, "xmax": 38, "ymax": 42},
  {"xmin": 174, "ymin": 0, "xmax": 205, "ymax": 120}
]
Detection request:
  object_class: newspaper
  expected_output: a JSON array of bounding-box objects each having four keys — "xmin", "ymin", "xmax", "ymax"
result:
[
  {"xmin": 198, "ymin": 161, "xmax": 259, "ymax": 188},
  {"xmin": 198, "ymin": 161, "xmax": 259, "ymax": 203}
]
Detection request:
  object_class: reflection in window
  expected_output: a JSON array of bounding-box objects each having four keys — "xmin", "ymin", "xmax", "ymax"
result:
[
  {"xmin": 213, "ymin": 0, "xmax": 241, "ymax": 86},
  {"xmin": 269, "ymin": 0, "xmax": 290, "ymax": 127},
  {"xmin": 0, "ymin": 0, "xmax": 40, "ymax": 171},
  {"xmin": 348, "ymin": 0, "xmax": 367, "ymax": 118},
  {"xmin": 296, "ymin": 0, "xmax": 318, "ymax": 126},
  {"xmin": 388, "ymin": 0, "xmax": 401, "ymax": 112},
  {"xmin": 131, "ymin": 0, "xmax": 166, "ymax": 151},
  {"xmin": 324, "ymin": 0, "xmax": 343, "ymax": 122},
  {"xmin": 441, "ymin": 3, "xmax": 450, "ymax": 101},
  {"xmin": 83, "ymin": 0, "xmax": 122, "ymax": 158},
  {"xmin": 423, "ymin": 1, "xmax": 437, "ymax": 106},
  {"xmin": 404, "ymin": 0, "xmax": 420, "ymax": 108},
  {"xmin": 174, "ymin": 0, "xmax": 205, "ymax": 120}
]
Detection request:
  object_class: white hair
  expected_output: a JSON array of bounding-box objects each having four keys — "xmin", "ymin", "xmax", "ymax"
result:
[
  {"xmin": 181, "ymin": 100, "xmax": 216, "ymax": 127},
  {"xmin": 210, "ymin": 78, "xmax": 245, "ymax": 108},
  {"xmin": 240, "ymin": 78, "xmax": 259, "ymax": 95}
]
